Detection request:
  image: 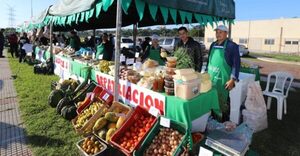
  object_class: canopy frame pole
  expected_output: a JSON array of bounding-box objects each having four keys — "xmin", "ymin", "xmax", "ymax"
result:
[
  {"xmin": 49, "ymin": 21, "xmax": 54, "ymax": 59},
  {"xmin": 133, "ymin": 24, "xmax": 137, "ymax": 48},
  {"xmin": 114, "ymin": 0, "xmax": 122, "ymax": 101}
]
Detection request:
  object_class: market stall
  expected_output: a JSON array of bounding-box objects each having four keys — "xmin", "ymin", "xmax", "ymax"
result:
[{"xmin": 21, "ymin": 0, "xmax": 263, "ymax": 155}]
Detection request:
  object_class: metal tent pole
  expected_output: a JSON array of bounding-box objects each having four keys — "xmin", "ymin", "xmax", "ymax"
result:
[
  {"xmin": 49, "ymin": 21, "xmax": 53, "ymax": 58},
  {"xmin": 114, "ymin": 0, "xmax": 122, "ymax": 101}
]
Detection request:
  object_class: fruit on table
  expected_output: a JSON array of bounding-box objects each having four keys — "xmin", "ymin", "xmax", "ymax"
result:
[
  {"xmin": 116, "ymin": 116, "xmax": 126, "ymax": 129},
  {"xmin": 93, "ymin": 117, "xmax": 107, "ymax": 131},
  {"xmin": 80, "ymin": 136, "xmax": 105, "ymax": 155},
  {"xmin": 106, "ymin": 128, "xmax": 117, "ymax": 142},
  {"xmin": 104, "ymin": 112, "xmax": 119, "ymax": 122},
  {"xmin": 99, "ymin": 60, "xmax": 110, "ymax": 74},
  {"xmin": 118, "ymin": 115, "xmax": 155, "ymax": 152},
  {"xmin": 75, "ymin": 102, "xmax": 103, "ymax": 129},
  {"xmin": 144, "ymin": 128, "xmax": 184, "ymax": 156},
  {"xmin": 98, "ymin": 129, "xmax": 107, "ymax": 140}
]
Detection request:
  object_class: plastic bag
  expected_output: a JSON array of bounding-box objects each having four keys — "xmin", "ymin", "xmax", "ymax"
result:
[{"xmin": 243, "ymin": 81, "xmax": 268, "ymax": 132}]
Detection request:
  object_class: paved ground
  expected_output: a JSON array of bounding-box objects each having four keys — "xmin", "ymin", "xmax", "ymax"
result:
[
  {"xmin": 0, "ymin": 54, "xmax": 32, "ymax": 156},
  {"xmin": 243, "ymin": 57, "xmax": 300, "ymax": 81}
]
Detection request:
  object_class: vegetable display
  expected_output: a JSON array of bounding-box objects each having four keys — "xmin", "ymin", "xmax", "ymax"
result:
[{"xmin": 144, "ymin": 128, "xmax": 184, "ymax": 156}]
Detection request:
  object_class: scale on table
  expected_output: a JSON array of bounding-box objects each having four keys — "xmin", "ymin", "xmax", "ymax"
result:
[{"xmin": 205, "ymin": 128, "xmax": 250, "ymax": 156}]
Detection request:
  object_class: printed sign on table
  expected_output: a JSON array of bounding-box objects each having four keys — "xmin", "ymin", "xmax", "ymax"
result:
[
  {"xmin": 94, "ymin": 71, "xmax": 166, "ymax": 114},
  {"xmin": 54, "ymin": 55, "xmax": 71, "ymax": 80}
]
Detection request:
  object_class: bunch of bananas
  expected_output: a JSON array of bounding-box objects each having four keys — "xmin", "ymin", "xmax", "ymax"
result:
[{"xmin": 75, "ymin": 102, "xmax": 103, "ymax": 129}]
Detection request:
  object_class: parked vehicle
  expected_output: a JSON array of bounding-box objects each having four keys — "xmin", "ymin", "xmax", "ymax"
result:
[
  {"xmin": 159, "ymin": 37, "xmax": 180, "ymax": 52},
  {"xmin": 239, "ymin": 44, "xmax": 249, "ymax": 56}
]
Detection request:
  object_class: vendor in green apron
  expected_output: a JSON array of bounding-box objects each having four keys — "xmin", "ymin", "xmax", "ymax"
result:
[
  {"xmin": 141, "ymin": 34, "xmax": 166, "ymax": 65},
  {"xmin": 69, "ymin": 31, "xmax": 81, "ymax": 51},
  {"xmin": 206, "ymin": 25, "xmax": 241, "ymax": 121},
  {"xmin": 96, "ymin": 33, "xmax": 113, "ymax": 61}
]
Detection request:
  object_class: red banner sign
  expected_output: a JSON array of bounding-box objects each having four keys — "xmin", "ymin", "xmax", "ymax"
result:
[{"xmin": 95, "ymin": 71, "xmax": 165, "ymax": 114}]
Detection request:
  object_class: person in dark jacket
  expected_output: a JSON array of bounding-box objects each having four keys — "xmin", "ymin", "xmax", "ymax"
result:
[
  {"xmin": 175, "ymin": 27, "xmax": 203, "ymax": 72},
  {"xmin": 206, "ymin": 25, "xmax": 241, "ymax": 122},
  {"xmin": 0, "ymin": 29, "xmax": 5, "ymax": 58},
  {"xmin": 8, "ymin": 33, "xmax": 18, "ymax": 58},
  {"xmin": 69, "ymin": 31, "xmax": 81, "ymax": 51},
  {"xmin": 95, "ymin": 33, "xmax": 113, "ymax": 61},
  {"xmin": 141, "ymin": 37, "xmax": 151, "ymax": 53},
  {"xmin": 18, "ymin": 33, "xmax": 30, "ymax": 63}
]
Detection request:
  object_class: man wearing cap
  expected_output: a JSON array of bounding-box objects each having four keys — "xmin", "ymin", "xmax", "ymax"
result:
[
  {"xmin": 206, "ymin": 25, "xmax": 240, "ymax": 121},
  {"xmin": 141, "ymin": 34, "xmax": 165, "ymax": 65}
]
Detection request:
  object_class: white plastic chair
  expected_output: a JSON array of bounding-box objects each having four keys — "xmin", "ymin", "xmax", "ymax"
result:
[{"xmin": 263, "ymin": 71, "xmax": 294, "ymax": 120}]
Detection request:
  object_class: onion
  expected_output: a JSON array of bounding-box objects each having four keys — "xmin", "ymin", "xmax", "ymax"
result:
[{"xmin": 154, "ymin": 149, "xmax": 158, "ymax": 154}]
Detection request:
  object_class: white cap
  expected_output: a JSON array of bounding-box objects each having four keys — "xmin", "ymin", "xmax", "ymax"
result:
[
  {"xmin": 214, "ymin": 25, "xmax": 228, "ymax": 32},
  {"xmin": 152, "ymin": 34, "xmax": 159, "ymax": 41}
]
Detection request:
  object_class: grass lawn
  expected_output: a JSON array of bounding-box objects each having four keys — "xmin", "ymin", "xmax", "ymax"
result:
[
  {"xmin": 8, "ymin": 56, "xmax": 81, "ymax": 156},
  {"xmin": 250, "ymin": 52, "xmax": 300, "ymax": 62},
  {"xmin": 250, "ymin": 82, "xmax": 300, "ymax": 156}
]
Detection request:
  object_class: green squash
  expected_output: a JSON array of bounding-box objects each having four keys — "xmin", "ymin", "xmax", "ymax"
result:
[
  {"xmin": 61, "ymin": 105, "xmax": 77, "ymax": 120},
  {"xmin": 56, "ymin": 97, "xmax": 72, "ymax": 114},
  {"xmin": 48, "ymin": 89, "xmax": 64, "ymax": 108}
]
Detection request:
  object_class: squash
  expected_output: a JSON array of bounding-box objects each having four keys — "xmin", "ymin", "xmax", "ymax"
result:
[
  {"xmin": 48, "ymin": 89, "xmax": 64, "ymax": 108},
  {"xmin": 106, "ymin": 128, "xmax": 116, "ymax": 142},
  {"xmin": 107, "ymin": 123, "xmax": 116, "ymax": 129},
  {"xmin": 56, "ymin": 97, "xmax": 72, "ymax": 114},
  {"xmin": 61, "ymin": 105, "xmax": 77, "ymax": 120},
  {"xmin": 116, "ymin": 117, "xmax": 126, "ymax": 129},
  {"xmin": 98, "ymin": 129, "xmax": 107, "ymax": 140},
  {"xmin": 104, "ymin": 112, "xmax": 119, "ymax": 122},
  {"xmin": 93, "ymin": 118, "xmax": 107, "ymax": 131}
]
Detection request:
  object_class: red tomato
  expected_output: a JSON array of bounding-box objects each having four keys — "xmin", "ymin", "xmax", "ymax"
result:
[
  {"xmin": 125, "ymin": 132, "xmax": 130, "ymax": 137},
  {"xmin": 141, "ymin": 115, "xmax": 145, "ymax": 120}
]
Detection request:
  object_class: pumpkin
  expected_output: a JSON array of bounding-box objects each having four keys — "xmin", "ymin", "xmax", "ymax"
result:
[
  {"xmin": 48, "ymin": 89, "xmax": 64, "ymax": 108},
  {"xmin": 61, "ymin": 105, "xmax": 77, "ymax": 120},
  {"xmin": 56, "ymin": 97, "xmax": 73, "ymax": 114}
]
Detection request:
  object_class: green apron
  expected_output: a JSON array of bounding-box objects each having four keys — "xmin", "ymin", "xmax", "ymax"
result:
[
  {"xmin": 96, "ymin": 43, "xmax": 106, "ymax": 60},
  {"xmin": 148, "ymin": 46, "xmax": 165, "ymax": 65},
  {"xmin": 207, "ymin": 40, "xmax": 231, "ymax": 115}
]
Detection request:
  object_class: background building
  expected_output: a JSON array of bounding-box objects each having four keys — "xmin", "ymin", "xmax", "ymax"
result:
[{"xmin": 205, "ymin": 18, "xmax": 300, "ymax": 54}]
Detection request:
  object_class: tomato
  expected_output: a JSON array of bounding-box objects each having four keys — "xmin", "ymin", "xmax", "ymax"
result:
[
  {"xmin": 125, "ymin": 132, "xmax": 130, "ymax": 137},
  {"xmin": 141, "ymin": 115, "xmax": 145, "ymax": 120},
  {"xmin": 138, "ymin": 132, "xmax": 144, "ymax": 137},
  {"xmin": 126, "ymin": 142, "xmax": 131, "ymax": 147},
  {"xmin": 134, "ymin": 142, "xmax": 139, "ymax": 146},
  {"xmin": 134, "ymin": 123, "xmax": 138, "ymax": 127},
  {"xmin": 146, "ymin": 123, "xmax": 151, "ymax": 128}
]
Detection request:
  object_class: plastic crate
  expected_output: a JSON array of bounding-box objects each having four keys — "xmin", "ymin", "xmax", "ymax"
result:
[
  {"xmin": 93, "ymin": 101, "xmax": 133, "ymax": 144},
  {"xmin": 133, "ymin": 116, "xmax": 188, "ymax": 156},
  {"xmin": 72, "ymin": 101, "xmax": 108, "ymax": 135},
  {"xmin": 98, "ymin": 89, "xmax": 114, "ymax": 106},
  {"xmin": 110, "ymin": 106, "xmax": 157, "ymax": 155},
  {"xmin": 76, "ymin": 134, "xmax": 107, "ymax": 156},
  {"xmin": 76, "ymin": 86, "xmax": 103, "ymax": 114},
  {"xmin": 73, "ymin": 82, "xmax": 97, "ymax": 103}
]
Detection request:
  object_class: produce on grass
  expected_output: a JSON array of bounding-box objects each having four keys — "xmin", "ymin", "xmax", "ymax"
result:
[
  {"xmin": 48, "ymin": 89, "xmax": 64, "ymax": 107},
  {"xmin": 93, "ymin": 104, "xmax": 129, "ymax": 142},
  {"xmin": 80, "ymin": 136, "xmax": 105, "ymax": 155},
  {"xmin": 144, "ymin": 128, "xmax": 184, "ymax": 156},
  {"xmin": 117, "ymin": 115, "xmax": 155, "ymax": 152},
  {"xmin": 61, "ymin": 105, "xmax": 77, "ymax": 120},
  {"xmin": 75, "ymin": 102, "xmax": 104, "ymax": 129}
]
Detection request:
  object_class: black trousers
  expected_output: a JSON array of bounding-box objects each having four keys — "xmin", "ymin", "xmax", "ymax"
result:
[
  {"xmin": 0, "ymin": 46, "xmax": 3, "ymax": 57},
  {"xmin": 19, "ymin": 49, "xmax": 26, "ymax": 63},
  {"xmin": 10, "ymin": 44, "xmax": 18, "ymax": 57},
  {"xmin": 211, "ymin": 96, "xmax": 231, "ymax": 122}
]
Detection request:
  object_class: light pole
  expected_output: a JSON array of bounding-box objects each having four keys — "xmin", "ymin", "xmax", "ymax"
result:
[{"xmin": 31, "ymin": 0, "xmax": 33, "ymax": 18}]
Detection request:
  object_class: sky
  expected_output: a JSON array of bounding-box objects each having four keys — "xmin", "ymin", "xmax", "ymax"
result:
[{"xmin": 0, "ymin": 0, "xmax": 300, "ymax": 28}]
